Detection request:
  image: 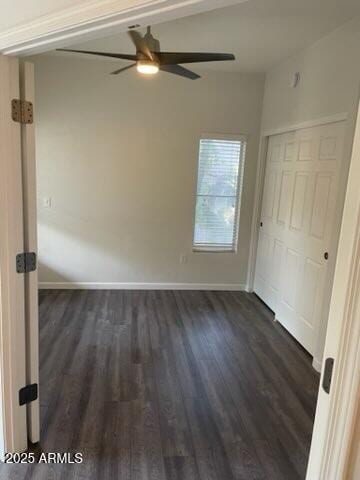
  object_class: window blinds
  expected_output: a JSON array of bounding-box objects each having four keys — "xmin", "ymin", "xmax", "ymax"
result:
[{"xmin": 193, "ymin": 137, "xmax": 246, "ymax": 251}]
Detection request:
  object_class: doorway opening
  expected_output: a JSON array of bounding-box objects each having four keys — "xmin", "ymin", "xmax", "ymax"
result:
[{"xmin": 1, "ymin": 1, "xmax": 360, "ymax": 479}]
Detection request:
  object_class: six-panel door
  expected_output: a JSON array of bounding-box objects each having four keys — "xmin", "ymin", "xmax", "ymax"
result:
[{"xmin": 254, "ymin": 122, "xmax": 345, "ymax": 355}]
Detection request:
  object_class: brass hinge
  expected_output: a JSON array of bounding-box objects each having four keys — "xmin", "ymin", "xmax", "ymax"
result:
[{"xmin": 11, "ymin": 99, "xmax": 33, "ymax": 124}]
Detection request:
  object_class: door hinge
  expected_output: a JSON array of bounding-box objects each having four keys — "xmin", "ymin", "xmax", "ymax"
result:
[
  {"xmin": 16, "ymin": 252, "xmax": 37, "ymax": 273},
  {"xmin": 322, "ymin": 357, "xmax": 334, "ymax": 394},
  {"xmin": 11, "ymin": 99, "xmax": 34, "ymax": 124},
  {"xmin": 19, "ymin": 383, "xmax": 38, "ymax": 406}
]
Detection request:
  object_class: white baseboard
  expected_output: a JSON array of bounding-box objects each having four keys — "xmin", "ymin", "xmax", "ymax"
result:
[
  {"xmin": 38, "ymin": 282, "xmax": 247, "ymax": 291},
  {"xmin": 312, "ymin": 357, "xmax": 323, "ymax": 373}
]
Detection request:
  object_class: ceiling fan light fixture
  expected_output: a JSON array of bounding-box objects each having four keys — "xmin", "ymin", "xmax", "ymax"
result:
[
  {"xmin": 136, "ymin": 60, "xmax": 159, "ymax": 75},
  {"xmin": 58, "ymin": 26, "xmax": 235, "ymax": 80}
]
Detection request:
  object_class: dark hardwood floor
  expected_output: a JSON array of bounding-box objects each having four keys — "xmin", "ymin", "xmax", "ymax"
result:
[{"xmin": 1, "ymin": 290, "xmax": 319, "ymax": 480}]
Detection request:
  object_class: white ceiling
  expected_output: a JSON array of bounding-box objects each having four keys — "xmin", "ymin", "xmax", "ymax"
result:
[{"xmin": 49, "ymin": 0, "xmax": 360, "ymax": 73}]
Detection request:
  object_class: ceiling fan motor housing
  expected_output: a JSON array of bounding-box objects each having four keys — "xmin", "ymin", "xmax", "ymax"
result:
[{"xmin": 143, "ymin": 27, "xmax": 160, "ymax": 53}]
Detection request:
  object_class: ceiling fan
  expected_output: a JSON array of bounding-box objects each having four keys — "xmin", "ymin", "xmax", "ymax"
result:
[{"xmin": 57, "ymin": 26, "xmax": 235, "ymax": 80}]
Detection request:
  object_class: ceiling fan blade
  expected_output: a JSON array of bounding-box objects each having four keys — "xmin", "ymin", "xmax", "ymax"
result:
[
  {"xmin": 110, "ymin": 64, "xmax": 136, "ymax": 75},
  {"xmin": 128, "ymin": 31, "xmax": 153, "ymax": 60},
  {"xmin": 57, "ymin": 49, "xmax": 137, "ymax": 61},
  {"xmin": 160, "ymin": 64, "xmax": 200, "ymax": 80},
  {"xmin": 156, "ymin": 52, "xmax": 235, "ymax": 65}
]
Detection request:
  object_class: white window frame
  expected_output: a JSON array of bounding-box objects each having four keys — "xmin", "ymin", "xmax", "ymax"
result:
[{"xmin": 192, "ymin": 133, "xmax": 247, "ymax": 253}]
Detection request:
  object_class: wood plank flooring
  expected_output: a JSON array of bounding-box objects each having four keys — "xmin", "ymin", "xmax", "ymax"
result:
[{"xmin": 0, "ymin": 290, "xmax": 319, "ymax": 480}]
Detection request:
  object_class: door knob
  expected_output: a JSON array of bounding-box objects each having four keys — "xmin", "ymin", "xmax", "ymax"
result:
[{"xmin": 324, "ymin": 252, "xmax": 329, "ymax": 260}]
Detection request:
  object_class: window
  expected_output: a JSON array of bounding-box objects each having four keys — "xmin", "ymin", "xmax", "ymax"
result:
[{"xmin": 193, "ymin": 135, "xmax": 246, "ymax": 251}]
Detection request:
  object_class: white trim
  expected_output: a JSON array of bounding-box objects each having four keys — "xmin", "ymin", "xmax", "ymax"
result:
[
  {"xmin": 0, "ymin": 0, "xmax": 246, "ymax": 56},
  {"xmin": 38, "ymin": 282, "xmax": 247, "ymax": 291},
  {"xmin": 201, "ymin": 133, "xmax": 248, "ymax": 142},
  {"xmin": 193, "ymin": 247, "xmax": 236, "ymax": 253},
  {"xmin": 0, "ymin": 55, "xmax": 28, "ymax": 455},
  {"xmin": 312, "ymin": 357, "xmax": 322, "ymax": 373},
  {"xmin": 20, "ymin": 61, "xmax": 40, "ymax": 445},
  {"xmin": 246, "ymin": 135, "xmax": 268, "ymax": 291},
  {"xmin": 261, "ymin": 112, "xmax": 348, "ymax": 138}
]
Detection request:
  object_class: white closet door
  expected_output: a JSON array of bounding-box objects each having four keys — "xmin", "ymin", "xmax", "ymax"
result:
[
  {"xmin": 254, "ymin": 122, "xmax": 345, "ymax": 355},
  {"xmin": 254, "ymin": 132, "xmax": 295, "ymax": 312}
]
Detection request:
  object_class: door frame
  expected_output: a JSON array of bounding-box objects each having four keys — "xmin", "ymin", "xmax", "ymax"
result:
[
  {"xmin": 0, "ymin": 1, "xmax": 359, "ymax": 477},
  {"xmin": 0, "ymin": 54, "xmax": 28, "ymax": 457},
  {"xmin": 247, "ymin": 112, "xmax": 349, "ymax": 371},
  {"xmin": 19, "ymin": 61, "xmax": 40, "ymax": 445}
]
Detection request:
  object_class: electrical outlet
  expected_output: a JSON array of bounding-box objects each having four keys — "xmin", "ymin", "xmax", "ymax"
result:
[
  {"xmin": 43, "ymin": 197, "xmax": 52, "ymax": 208},
  {"xmin": 180, "ymin": 254, "xmax": 187, "ymax": 264}
]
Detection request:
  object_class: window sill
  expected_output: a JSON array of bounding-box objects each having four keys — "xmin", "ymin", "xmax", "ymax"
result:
[{"xmin": 193, "ymin": 246, "xmax": 236, "ymax": 253}]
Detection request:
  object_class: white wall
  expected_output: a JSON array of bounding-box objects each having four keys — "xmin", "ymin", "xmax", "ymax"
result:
[
  {"xmin": 261, "ymin": 16, "xmax": 360, "ymax": 133},
  {"xmin": 34, "ymin": 55, "xmax": 264, "ymax": 288}
]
